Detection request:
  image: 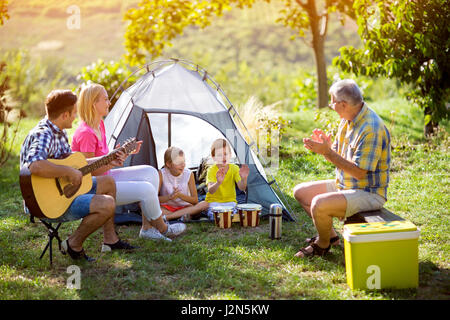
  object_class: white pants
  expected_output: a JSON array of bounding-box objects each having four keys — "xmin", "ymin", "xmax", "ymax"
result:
[{"xmin": 107, "ymin": 165, "xmax": 162, "ymax": 221}]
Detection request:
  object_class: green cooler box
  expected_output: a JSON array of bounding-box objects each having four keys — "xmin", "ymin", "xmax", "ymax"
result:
[{"xmin": 343, "ymin": 220, "xmax": 420, "ymax": 290}]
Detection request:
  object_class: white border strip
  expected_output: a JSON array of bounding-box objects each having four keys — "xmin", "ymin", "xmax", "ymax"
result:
[{"xmin": 343, "ymin": 229, "xmax": 420, "ymax": 243}]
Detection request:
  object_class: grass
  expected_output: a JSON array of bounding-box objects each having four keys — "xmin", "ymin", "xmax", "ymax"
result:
[
  {"xmin": 1, "ymin": 0, "xmax": 448, "ymax": 302},
  {"xmin": 0, "ymin": 96, "xmax": 449, "ymax": 300}
]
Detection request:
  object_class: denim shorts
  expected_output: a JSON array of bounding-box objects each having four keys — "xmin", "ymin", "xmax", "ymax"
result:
[{"xmin": 43, "ymin": 177, "xmax": 97, "ymax": 223}]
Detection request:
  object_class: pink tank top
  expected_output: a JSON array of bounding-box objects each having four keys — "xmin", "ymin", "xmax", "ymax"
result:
[
  {"xmin": 71, "ymin": 120, "xmax": 109, "ymax": 157},
  {"xmin": 160, "ymin": 167, "xmax": 192, "ymax": 207}
]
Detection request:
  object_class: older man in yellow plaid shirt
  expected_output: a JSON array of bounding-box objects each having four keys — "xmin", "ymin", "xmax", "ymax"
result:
[{"xmin": 293, "ymin": 79, "xmax": 391, "ymax": 258}]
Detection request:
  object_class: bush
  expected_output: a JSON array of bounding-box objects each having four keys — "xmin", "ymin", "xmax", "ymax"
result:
[
  {"xmin": 1, "ymin": 49, "xmax": 74, "ymax": 116},
  {"xmin": 291, "ymin": 69, "xmax": 317, "ymax": 112},
  {"xmin": 76, "ymin": 59, "xmax": 137, "ymax": 107},
  {"xmin": 0, "ymin": 61, "xmax": 26, "ymax": 167}
]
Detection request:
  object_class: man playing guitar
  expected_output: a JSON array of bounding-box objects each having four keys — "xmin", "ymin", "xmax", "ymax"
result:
[{"xmin": 20, "ymin": 89, "xmax": 136, "ymax": 262}]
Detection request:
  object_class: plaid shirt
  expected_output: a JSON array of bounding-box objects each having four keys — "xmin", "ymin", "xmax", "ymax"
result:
[
  {"xmin": 20, "ymin": 117, "xmax": 72, "ymax": 168},
  {"xmin": 332, "ymin": 103, "xmax": 391, "ymax": 199}
]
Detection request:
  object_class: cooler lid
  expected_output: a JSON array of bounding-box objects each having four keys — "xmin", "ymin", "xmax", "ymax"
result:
[{"xmin": 344, "ymin": 220, "xmax": 417, "ymax": 235}]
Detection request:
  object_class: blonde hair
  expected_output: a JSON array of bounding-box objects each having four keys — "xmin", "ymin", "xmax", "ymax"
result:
[
  {"xmin": 78, "ymin": 83, "xmax": 106, "ymax": 128},
  {"xmin": 210, "ymin": 138, "xmax": 231, "ymax": 157},
  {"xmin": 164, "ymin": 146, "xmax": 184, "ymax": 166}
]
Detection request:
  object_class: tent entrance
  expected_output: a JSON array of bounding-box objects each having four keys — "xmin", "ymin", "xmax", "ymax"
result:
[
  {"xmin": 105, "ymin": 59, "xmax": 296, "ymax": 221},
  {"xmin": 143, "ymin": 111, "xmax": 231, "ymax": 170}
]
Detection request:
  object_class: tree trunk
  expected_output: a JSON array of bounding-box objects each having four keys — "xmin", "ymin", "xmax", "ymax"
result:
[
  {"xmin": 313, "ymin": 36, "xmax": 328, "ymax": 108},
  {"xmin": 307, "ymin": 0, "xmax": 328, "ymax": 108},
  {"xmin": 424, "ymin": 108, "xmax": 439, "ymax": 137}
]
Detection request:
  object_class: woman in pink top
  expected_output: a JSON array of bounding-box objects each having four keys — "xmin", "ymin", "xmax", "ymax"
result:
[
  {"xmin": 72, "ymin": 83, "xmax": 186, "ymax": 242},
  {"xmin": 158, "ymin": 146, "xmax": 208, "ymax": 221},
  {"xmin": 72, "ymin": 120, "xmax": 109, "ymax": 160}
]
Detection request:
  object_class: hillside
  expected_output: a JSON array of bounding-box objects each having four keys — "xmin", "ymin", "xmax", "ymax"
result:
[
  {"xmin": 0, "ymin": 0, "xmax": 136, "ymax": 72},
  {"xmin": 0, "ymin": 0, "xmax": 361, "ymax": 73}
]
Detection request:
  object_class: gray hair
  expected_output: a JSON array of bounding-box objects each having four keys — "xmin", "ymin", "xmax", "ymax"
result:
[{"xmin": 329, "ymin": 79, "xmax": 363, "ymax": 107}]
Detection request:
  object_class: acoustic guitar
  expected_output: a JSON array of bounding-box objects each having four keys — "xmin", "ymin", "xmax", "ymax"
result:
[{"xmin": 20, "ymin": 138, "xmax": 138, "ymax": 219}]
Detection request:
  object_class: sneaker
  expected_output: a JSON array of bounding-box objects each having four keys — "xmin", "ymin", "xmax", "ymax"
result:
[
  {"xmin": 62, "ymin": 239, "xmax": 96, "ymax": 263},
  {"xmin": 139, "ymin": 227, "xmax": 172, "ymax": 242},
  {"xmin": 164, "ymin": 222, "xmax": 186, "ymax": 237},
  {"xmin": 101, "ymin": 239, "xmax": 138, "ymax": 253}
]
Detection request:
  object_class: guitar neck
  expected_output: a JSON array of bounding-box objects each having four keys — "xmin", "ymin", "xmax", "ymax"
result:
[{"xmin": 79, "ymin": 151, "xmax": 118, "ymax": 175}]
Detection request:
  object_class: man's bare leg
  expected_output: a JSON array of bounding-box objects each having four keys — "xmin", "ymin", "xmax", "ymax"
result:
[
  {"xmin": 295, "ymin": 192, "xmax": 347, "ymax": 257},
  {"xmin": 293, "ymin": 180, "xmax": 330, "ymax": 218},
  {"xmin": 67, "ymin": 194, "xmax": 116, "ymax": 252},
  {"xmin": 293, "ymin": 180, "xmax": 340, "ymax": 241},
  {"xmin": 94, "ymin": 175, "xmax": 120, "ymax": 244}
]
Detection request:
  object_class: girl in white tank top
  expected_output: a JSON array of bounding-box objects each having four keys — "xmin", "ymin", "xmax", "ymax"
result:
[
  {"xmin": 160, "ymin": 167, "xmax": 192, "ymax": 207},
  {"xmin": 158, "ymin": 147, "xmax": 209, "ymax": 221}
]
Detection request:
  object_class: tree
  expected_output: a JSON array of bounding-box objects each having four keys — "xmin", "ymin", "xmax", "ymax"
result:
[
  {"xmin": 277, "ymin": 0, "xmax": 354, "ymax": 108},
  {"xmin": 123, "ymin": 0, "xmax": 354, "ymax": 108},
  {"xmin": 0, "ymin": 0, "xmax": 9, "ymax": 126},
  {"xmin": 0, "ymin": 0, "xmax": 8, "ymax": 26},
  {"xmin": 123, "ymin": 0, "xmax": 254, "ymax": 65},
  {"xmin": 0, "ymin": 62, "xmax": 27, "ymax": 167},
  {"xmin": 1, "ymin": 2, "xmax": 27, "ymax": 167},
  {"xmin": 334, "ymin": 0, "xmax": 450, "ymax": 136}
]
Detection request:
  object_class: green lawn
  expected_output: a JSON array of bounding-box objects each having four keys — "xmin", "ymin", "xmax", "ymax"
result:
[{"xmin": 0, "ymin": 97, "xmax": 448, "ymax": 300}]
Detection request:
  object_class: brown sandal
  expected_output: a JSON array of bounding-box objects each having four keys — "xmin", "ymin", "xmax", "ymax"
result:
[
  {"xmin": 306, "ymin": 235, "xmax": 340, "ymax": 246},
  {"xmin": 295, "ymin": 242, "xmax": 331, "ymax": 258}
]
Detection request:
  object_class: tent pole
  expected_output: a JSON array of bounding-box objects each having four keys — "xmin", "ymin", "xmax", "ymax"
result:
[{"xmin": 168, "ymin": 113, "xmax": 172, "ymax": 148}]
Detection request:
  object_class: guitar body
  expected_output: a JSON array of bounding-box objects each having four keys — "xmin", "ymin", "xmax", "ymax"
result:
[
  {"xmin": 20, "ymin": 137, "xmax": 137, "ymax": 219},
  {"xmin": 20, "ymin": 152, "xmax": 93, "ymax": 219}
]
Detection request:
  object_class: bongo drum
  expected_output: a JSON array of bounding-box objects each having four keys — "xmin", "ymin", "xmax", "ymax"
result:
[
  {"xmin": 237, "ymin": 203, "xmax": 262, "ymax": 227},
  {"xmin": 212, "ymin": 206, "xmax": 234, "ymax": 229},
  {"xmin": 232, "ymin": 211, "xmax": 240, "ymax": 223}
]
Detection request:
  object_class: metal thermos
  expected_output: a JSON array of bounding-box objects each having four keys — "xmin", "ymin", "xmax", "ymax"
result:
[{"xmin": 269, "ymin": 204, "xmax": 282, "ymax": 239}]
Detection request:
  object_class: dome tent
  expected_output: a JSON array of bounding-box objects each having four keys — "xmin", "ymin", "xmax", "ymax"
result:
[{"xmin": 105, "ymin": 59, "xmax": 295, "ymax": 222}]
